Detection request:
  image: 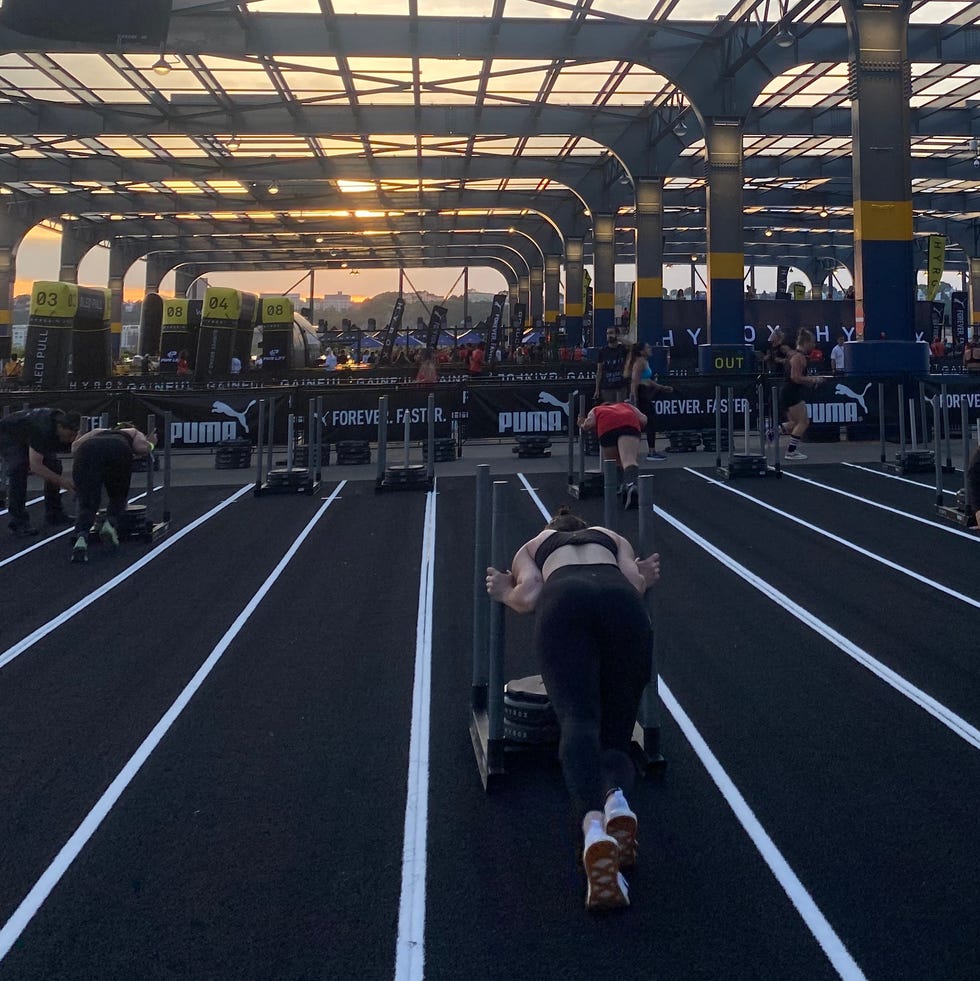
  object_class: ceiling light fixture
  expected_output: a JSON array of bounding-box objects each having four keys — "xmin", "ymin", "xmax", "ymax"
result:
[
  {"xmin": 151, "ymin": 54, "xmax": 172, "ymax": 76},
  {"xmin": 774, "ymin": 24, "xmax": 795, "ymax": 48},
  {"xmin": 819, "ymin": 208, "xmax": 829, "ymax": 218},
  {"xmin": 764, "ymin": 227, "xmax": 774, "ymax": 238},
  {"xmin": 227, "ymin": 137, "xmax": 240, "ymax": 152},
  {"xmin": 690, "ymin": 253, "xmax": 698, "ymax": 262},
  {"xmin": 268, "ymin": 181, "xmax": 280, "ymax": 195},
  {"xmin": 673, "ymin": 116, "xmax": 688, "ymax": 137}
]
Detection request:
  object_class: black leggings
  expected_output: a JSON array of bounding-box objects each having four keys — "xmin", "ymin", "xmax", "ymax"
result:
[
  {"xmin": 534, "ymin": 564, "xmax": 653, "ymax": 819},
  {"xmin": 967, "ymin": 447, "xmax": 980, "ymax": 527},
  {"xmin": 0, "ymin": 443, "xmax": 63, "ymax": 527},
  {"xmin": 72, "ymin": 435, "xmax": 133, "ymax": 535}
]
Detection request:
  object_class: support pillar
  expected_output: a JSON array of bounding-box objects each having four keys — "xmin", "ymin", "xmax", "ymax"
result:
[
  {"xmin": 544, "ymin": 254, "xmax": 561, "ymax": 326},
  {"xmin": 970, "ymin": 258, "xmax": 980, "ymax": 339},
  {"xmin": 0, "ymin": 246, "xmax": 13, "ymax": 342},
  {"xmin": 564, "ymin": 238, "xmax": 584, "ymax": 347},
  {"xmin": 704, "ymin": 119, "xmax": 745, "ymax": 345},
  {"xmin": 518, "ymin": 275, "xmax": 530, "ymax": 327},
  {"xmin": 593, "ymin": 214, "xmax": 616, "ymax": 339},
  {"xmin": 635, "ymin": 177, "xmax": 664, "ymax": 347},
  {"xmin": 843, "ymin": 0, "xmax": 914, "ymax": 340},
  {"xmin": 107, "ymin": 242, "xmax": 133, "ymax": 359},
  {"xmin": 145, "ymin": 254, "xmax": 170, "ymax": 295},
  {"xmin": 529, "ymin": 264, "xmax": 544, "ymax": 326},
  {"xmin": 59, "ymin": 223, "xmax": 95, "ymax": 284},
  {"xmin": 174, "ymin": 266, "xmax": 196, "ymax": 298}
]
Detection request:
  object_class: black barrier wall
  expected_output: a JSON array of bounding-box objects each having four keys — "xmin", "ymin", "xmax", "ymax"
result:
[{"xmin": 4, "ymin": 378, "xmax": 979, "ymax": 446}]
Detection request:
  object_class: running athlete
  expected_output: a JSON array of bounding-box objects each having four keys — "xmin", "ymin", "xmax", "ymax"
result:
[
  {"xmin": 780, "ymin": 328, "xmax": 826, "ymax": 461},
  {"xmin": 69, "ymin": 422, "xmax": 156, "ymax": 562},
  {"xmin": 626, "ymin": 341, "xmax": 674, "ymax": 461},
  {"xmin": 578, "ymin": 400, "xmax": 647, "ymax": 508},
  {"xmin": 486, "ymin": 506, "xmax": 661, "ymax": 910}
]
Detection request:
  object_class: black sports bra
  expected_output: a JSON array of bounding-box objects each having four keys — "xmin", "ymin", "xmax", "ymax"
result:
[{"xmin": 533, "ymin": 528, "xmax": 618, "ymax": 570}]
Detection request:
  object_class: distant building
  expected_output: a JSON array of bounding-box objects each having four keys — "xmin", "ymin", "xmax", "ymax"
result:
[{"xmin": 321, "ymin": 291, "xmax": 352, "ymax": 311}]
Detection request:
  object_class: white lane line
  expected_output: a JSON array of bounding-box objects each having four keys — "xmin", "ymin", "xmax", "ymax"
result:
[
  {"xmin": 685, "ymin": 469, "xmax": 980, "ymax": 611},
  {"xmin": 779, "ymin": 469, "xmax": 979, "ymax": 542},
  {"xmin": 659, "ymin": 680, "xmax": 867, "ymax": 981},
  {"xmin": 0, "ymin": 486, "xmax": 163, "ymax": 571},
  {"xmin": 394, "ymin": 485, "xmax": 437, "ymax": 981},
  {"xmin": 517, "ymin": 483, "xmax": 866, "ymax": 980},
  {"xmin": 0, "ymin": 486, "xmax": 75, "ymax": 518},
  {"xmin": 0, "ymin": 484, "xmax": 252, "ymax": 672},
  {"xmin": 656, "ymin": 505, "xmax": 980, "ymax": 751},
  {"xmin": 0, "ymin": 480, "xmax": 347, "ymax": 965},
  {"xmin": 517, "ymin": 472, "xmax": 550, "ymax": 516},
  {"xmin": 841, "ymin": 462, "xmax": 954, "ymax": 494}
]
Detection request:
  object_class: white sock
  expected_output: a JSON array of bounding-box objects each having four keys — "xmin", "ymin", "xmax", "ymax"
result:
[{"xmin": 605, "ymin": 789, "xmax": 628, "ymax": 815}]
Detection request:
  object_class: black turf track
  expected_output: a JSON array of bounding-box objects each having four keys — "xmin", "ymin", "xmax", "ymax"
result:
[{"xmin": 0, "ymin": 463, "xmax": 978, "ymax": 980}]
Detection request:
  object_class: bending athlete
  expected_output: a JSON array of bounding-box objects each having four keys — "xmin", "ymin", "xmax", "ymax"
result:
[
  {"xmin": 486, "ymin": 506, "xmax": 661, "ymax": 910},
  {"xmin": 779, "ymin": 328, "xmax": 827, "ymax": 461},
  {"xmin": 69, "ymin": 422, "xmax": 156, "ymax": 563}
]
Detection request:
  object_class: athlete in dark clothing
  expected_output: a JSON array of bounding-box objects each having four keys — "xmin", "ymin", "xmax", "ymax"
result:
[
  {"xmin": 486, "ymin": 506, "xmax": 661, "ymax": 910},
  {"xmin": 69, "ymin": 423, "xmax": 156, "ymax": 562},
  {"xmin": 594, "ymin": 328, "xmax": 628, "ymax": 403},
  {"xmin": 966, "ymin": 446, "xmax": 980, "ymax": 531},
  {"xmin": 0, "ymin": 408, "xmax": 79, "ymax": 535}
]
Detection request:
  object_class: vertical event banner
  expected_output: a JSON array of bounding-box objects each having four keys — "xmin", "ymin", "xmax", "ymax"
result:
[
  {"xmin": 380, "ymin": 296, "xmax": 406, "ymax": 361},
  {"xmin": 931, "ymin": 302, "xmax": 945, "ymax": 342},
  {"xmin": 258, "ymin": 295, "xmax": 294, "ymax": 371},
  {"xmin": 927, "ymin": 236, "xmax": 946, "ymax": 301},
  {"xmin": 196, "ymin": 286, "xmax": 241, "ymax": 380},
  {"xmin": 159, "ymin": 298, "xmax": 201, "ymax": 372},
  {"xmin": 484, "ymin": 292, "xmax": 507, "ymax": 361},
  {"xmin": 424, "ymin": 305, "xmax": 448, "ymax": 350},
  {"xmin": 24, "ymin": 281, "xmax": 76, "ymax": 389},
  {"xmin": 139, "ymin": 292, "xmax": 164, "ymax": 357},
  {"xmin": 775, "ymin": 266, "xmax": 790, "ymax": 298},
  {"xmin": 950, "ymin": 292, "xmax": 968, "ymax": 346},
  {"xmin": 71, "ymin": 286, "xmax": 112, "ymax": 382}
]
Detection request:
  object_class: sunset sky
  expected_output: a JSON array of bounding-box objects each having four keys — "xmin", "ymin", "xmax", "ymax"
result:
[{"xmin": 11, "ymin": 224, "xmax": 864, "ymax": 304}]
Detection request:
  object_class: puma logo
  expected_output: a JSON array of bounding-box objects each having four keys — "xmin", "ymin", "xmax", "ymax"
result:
[
  {"xmin": 211, "ymin": 399, "xmax": 257, "ymax": 433},
  {"xmin": 537, "ymin": 391, "xmax": 570, "ymax": 415},
  {"xmin": 834, "ymin": 383, "xmax": 872, "ymax": 414}
]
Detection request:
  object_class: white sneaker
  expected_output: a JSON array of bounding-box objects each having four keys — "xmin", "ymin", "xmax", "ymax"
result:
[
  {"xmin": 583, "ymin": 824, "xmax": 629, "ymax": 910},
  {"xmin": 784, "ymin": 450, "xmax": 808, "ymax": 461},
  {"xmin": 604, "ymin": 791, "xmax": 638, "ymax": 869}
]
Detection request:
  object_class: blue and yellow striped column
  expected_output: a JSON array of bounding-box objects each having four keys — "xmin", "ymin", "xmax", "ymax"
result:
[
  {"xmin": 0, "ymin": 247, "xmax": 12, "ymax": 343},
  {"xmin": 844, "ymin": 2, "xmax": 915, "ymax": 340},
  {"xmin": 564, "ymin": 238, "xmax": 585, "ymax": 347},
  {"xmin": 544, "ymin": 254, "xmax": 561, "ymax": 326},
  {"xmin": 530, "ymin": 264, "xmax": 544, "ymax": 326},
  {"xmin": 704, "ymin": 120, "xmax": 745, "ymax": 345},
  {"xmin": 592, "ymin": 215, "xmax": 616, "ymax": 339},
  {"xmin": 635, "ymin": 177, "xmax": 664, "ymax": 347}
]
